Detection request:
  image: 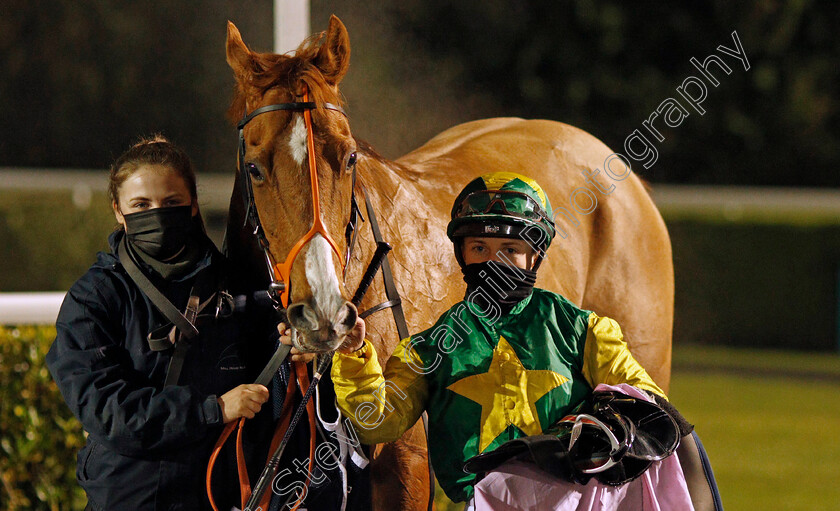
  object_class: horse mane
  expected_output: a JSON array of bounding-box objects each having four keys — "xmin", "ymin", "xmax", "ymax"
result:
[
  {"xmin": 354, "ymin": 138, "xmax": 390, "ymax": 166},
  {"xmin": 354, "ymin": 138, "xmax": 428, "ymax": 186},
  {"xmin": 227, "ymin": 31, "xmax": 346, "ymax": 124}
]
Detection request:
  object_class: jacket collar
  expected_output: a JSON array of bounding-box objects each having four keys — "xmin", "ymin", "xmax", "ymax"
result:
[{"xmin": 463, "ymin": 290, "xmax": 535, "ymax": 329}]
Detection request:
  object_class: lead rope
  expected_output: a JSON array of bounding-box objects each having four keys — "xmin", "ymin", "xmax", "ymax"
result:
[
  {"xmin": 206, "ymin": 356, "xmax": 306, "ymax": 511},
  {"xmin": 244, "ymin": 354, "xmax": 330, "ymax": 510},
  {"xmin": 243, "ymin": 234, "xmax": 395, "ymax": 510}
]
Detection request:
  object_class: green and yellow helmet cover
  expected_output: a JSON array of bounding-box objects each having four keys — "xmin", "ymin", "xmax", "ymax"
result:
[{"xmin": 447, "ymin": 171, "xmax": 556, "ymax": 251}]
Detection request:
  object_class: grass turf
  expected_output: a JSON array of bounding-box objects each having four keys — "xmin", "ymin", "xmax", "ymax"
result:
[{"xmin": 669, "ymin": 346, "xmax": 840, "ymax": 511}]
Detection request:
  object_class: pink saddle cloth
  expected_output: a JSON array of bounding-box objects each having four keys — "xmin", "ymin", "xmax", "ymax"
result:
[{"xmin": 472, "ymin": 384, "xmax": 694, "ymax": 511}]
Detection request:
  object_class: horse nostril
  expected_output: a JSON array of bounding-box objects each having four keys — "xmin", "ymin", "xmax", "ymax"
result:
[
  {"xmin": 287, "ymin": 303, "xmax": 319, "ymax": 332},
  {"xmin": 333, "ymin": 302, "xmax": 358, "ymax": 335}
]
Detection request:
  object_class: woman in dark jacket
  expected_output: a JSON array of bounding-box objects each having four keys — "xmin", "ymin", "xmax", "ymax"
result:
[{"xmin": 46, "ymin": 136, "xmax": 271, "ymax": 511}]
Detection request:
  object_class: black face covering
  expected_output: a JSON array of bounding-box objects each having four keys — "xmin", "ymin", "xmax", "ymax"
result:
[
  {"xmin": 123, "ymin": 205, "xmax": 193, "ymax": 260},
  {"xmin": 462, "ymin": 260, "xmax": 537, "ymax": 315}
]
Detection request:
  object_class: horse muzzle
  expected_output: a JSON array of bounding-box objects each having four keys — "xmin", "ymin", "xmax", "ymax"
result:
[{"xmin": 286, "ymin": 300, "xmax": 358, "ymax": 352}]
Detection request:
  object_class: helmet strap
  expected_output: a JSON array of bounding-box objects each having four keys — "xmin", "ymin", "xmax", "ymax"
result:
[
  {"xmin": 453, "ymin": 239, "xmax": 466, "ymax": 269},
  {"xmin": 532, "ymin": 252, "xmax": 546, "ymax": 272}
]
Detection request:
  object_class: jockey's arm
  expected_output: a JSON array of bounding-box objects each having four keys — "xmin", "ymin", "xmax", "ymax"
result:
[
  {"xmin": 581, "ymin": 312, "xmax": 666, "ymax": 398},
  {"xmin": 332, "ymin": 337, "xmax": 428, "ymax": 444}
]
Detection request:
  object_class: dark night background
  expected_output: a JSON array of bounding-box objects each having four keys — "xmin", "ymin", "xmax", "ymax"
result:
[{"xmin": 1, "ymin": 1, "xmax": 837, "ymax": 187}]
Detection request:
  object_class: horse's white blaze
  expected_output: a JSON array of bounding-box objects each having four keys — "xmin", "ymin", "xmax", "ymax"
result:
[
  {"xmin": 288, "ymin": 116, "xmax": 307, "ymax": 165},
  {"xmin": 305, "ymin": 234, "xmax": 344, "ymax": 323}
]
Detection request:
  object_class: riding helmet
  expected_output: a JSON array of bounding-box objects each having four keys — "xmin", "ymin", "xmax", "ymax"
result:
[{"xmin": 447, "ymin": 171, "xmax": 556, "ymax": 266}]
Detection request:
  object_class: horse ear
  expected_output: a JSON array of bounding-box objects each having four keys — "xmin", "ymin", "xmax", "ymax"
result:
[
  {"xmin": 226, "ymin": 21, "xmax": 255, "ymax": 82},
  {"xmin": 314, "ymin": 15, "xmax": 350, "ymax": 86}
]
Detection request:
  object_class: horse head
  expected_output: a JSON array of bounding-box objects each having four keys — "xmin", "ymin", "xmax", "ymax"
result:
[{"xmin": 226, "ymin": 16, "xmax": 360, "ymax": 352}]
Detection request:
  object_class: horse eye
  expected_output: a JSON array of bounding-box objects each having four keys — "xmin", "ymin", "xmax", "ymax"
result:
[
  {"xmin": 346, "ymin": 152, "xmax": 357, "ymax": 169},
  {"xmin": 246, "ymin": 162, "xmax": 264, "ymax": 181}
]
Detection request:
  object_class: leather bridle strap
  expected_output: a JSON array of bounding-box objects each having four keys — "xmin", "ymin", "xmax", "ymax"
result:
[
  {"xmin": 356, "ymin": 186, "xmax": 435, "ymax": 511},
  {"xmin": 234, "ymin": 87, "xmax": 434, "ymax": 509},
  {"xmin": 269, "ymin": 89, "xmax": 346, "ymax": 308},
  {"xmin": 223, "ymin": 89, "xmax": 354, "ymax": 510},
  {"xmin": 236, "ymin": 91, "xmax": 347, "ymax": 308},
  {"xmin": 239, "ymin": 101, "xmax": 333, "ymax": 127},
  {"xmin": 343, "ymin": 163, "xmax": 362, "ymax": 277},
  {"xmin": 238, "ymin": 102, "xmax": 345, "ymax": 130},
  {"xmin": 358, "ymin": 185, "xmax": 409, "ymax": 340}
]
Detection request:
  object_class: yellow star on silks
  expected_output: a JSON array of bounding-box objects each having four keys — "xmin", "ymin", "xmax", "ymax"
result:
[{"xmin": 447, "ymin": 336, "xmax": 569, "ymax": 453}]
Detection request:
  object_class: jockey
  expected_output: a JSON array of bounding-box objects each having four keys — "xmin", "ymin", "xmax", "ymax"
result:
[{"xmin": 327, "ymin": 172, "xmax": 676, "ymax": 505}]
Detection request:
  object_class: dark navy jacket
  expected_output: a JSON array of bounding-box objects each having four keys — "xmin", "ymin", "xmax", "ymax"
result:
[{"xmin": 46, "ymin": 231, "xmax": 264, "ymax": 511}]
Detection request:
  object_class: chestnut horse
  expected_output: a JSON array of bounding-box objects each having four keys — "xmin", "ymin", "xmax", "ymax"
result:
[{"xmin": 224, "ymin": 16, "xmax": 673, "ymax": 510}]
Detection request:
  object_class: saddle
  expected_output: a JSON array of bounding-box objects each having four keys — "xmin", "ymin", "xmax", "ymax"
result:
[{"xmin": 463, "ymin": 389, "xmax": 685, "ymax": 486}]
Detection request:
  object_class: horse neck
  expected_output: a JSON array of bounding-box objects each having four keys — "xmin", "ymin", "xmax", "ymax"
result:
[
  {"xmin": 354, "ymin": 145, "xmax": 425, "ymax": 245},
  {"xmin": 343, "ymin": 146, "xmax": 414, "ymax": 282},
  {"xmin": 347, "ymin": 142, "xmax": 464, "ymax": 350}
]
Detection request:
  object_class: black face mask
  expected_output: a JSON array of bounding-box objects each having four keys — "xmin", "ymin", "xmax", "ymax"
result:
[
  {"xmin": 123, "ymin": 205, "xmax": 193, "ymax": 260},
  {"xmin": 462, "ymin": 260, "xmax": 537, "ymax": 315}
]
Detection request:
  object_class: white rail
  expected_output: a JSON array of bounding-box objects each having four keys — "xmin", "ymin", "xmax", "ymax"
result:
[
  {"xmin": 0, "ymin": 167, "xmax": 233, "ymax": 213},
  {"xmin": 0, "ymin": 292, "xmax": 66, "ymax": 325},
  {"xmin": 3, "ymin": 167, "xmax": 838, "ymax": 218},
  {"xmin": 2, "ymin": 170, "xmax": 839, "ymax": 326}
]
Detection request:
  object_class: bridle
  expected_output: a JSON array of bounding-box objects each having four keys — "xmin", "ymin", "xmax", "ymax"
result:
[
  {"xmin": 237, "ymin": 86, "xmax": 362, "ymax": 309},
  {"xmin": 210, "ymin": 85, "xmax": 378, "ymax": 511},
  {"xmin": 213, "ymin": 82, "xmax": 433, "ymax": 511}
]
